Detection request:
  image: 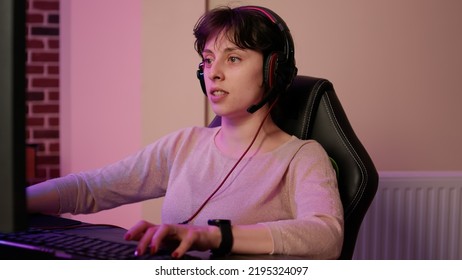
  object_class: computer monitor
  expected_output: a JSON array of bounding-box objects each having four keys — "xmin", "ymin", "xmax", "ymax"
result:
[{"xmin": 0, "ymin": 0, "xmax": 27, "ymax": 233}]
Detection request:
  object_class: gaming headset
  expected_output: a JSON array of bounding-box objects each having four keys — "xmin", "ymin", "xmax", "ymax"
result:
[{"xmin": 196, "ymin": 5, "xmax": 298, "ymax": 113}]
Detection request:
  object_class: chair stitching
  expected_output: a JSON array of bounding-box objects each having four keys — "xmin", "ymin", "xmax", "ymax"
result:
[
  {"xmin": 321, "ymin": 95, "xmax": 369, "ymax": 217},
  {"xmin": 301, "ymin": 79, "xmax": 327, "ymax": 139},
  {"xmin": 323, "ymin": 95, "xmax": 368, "ymax": 215}
]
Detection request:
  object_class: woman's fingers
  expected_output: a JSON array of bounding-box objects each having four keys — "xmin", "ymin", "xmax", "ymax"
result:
[
  {"xmin": 149, "ymin": 224, "xmax": 173, "ymax": 254},
  {"xmin": 131, "ymin": 223, "xmax": 182, "ymax": 257},
  {"xmin": 172, "ymin": 229, "xmax": 197, "ymax": 258},
  {"xmin": 147, "ymin": 224, "xmax": 193, "ymax": 258},
  {"xmin": 124, "ymin": 220, "xmax": 154, "ymax": 241},
  {"xmin": 123, "ymin": 220, "xmax": 158, "ymax": 256},
  {"xmin": 136, "ymin": 226, "xmax": 158, "ymax": 256},
  {"xmin": 124, "ymin": 221, "xmax": 215, "ymax": 258}
]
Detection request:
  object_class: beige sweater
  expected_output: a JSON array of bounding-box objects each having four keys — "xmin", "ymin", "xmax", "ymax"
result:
[{"xmin": 54, "ymin": 126, "xmax": 343, "ymax": 259}]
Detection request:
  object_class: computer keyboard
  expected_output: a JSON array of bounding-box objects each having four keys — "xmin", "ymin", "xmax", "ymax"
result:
[{"xmin": 0, "ymin": 227, "xmax": 175, "ymax": 260}]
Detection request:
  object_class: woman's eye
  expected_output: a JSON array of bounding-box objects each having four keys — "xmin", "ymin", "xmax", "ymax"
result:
[
  {"xmin": 229, "ymin": 57, "xmax": 241, "ymax": 63},
  {"xmin": 203, "ymin": 58, "xmax": 213, "ymax": 67}
]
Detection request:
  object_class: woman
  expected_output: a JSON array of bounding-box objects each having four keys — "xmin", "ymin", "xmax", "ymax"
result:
[{"xmin": 27, "ymin": 5, "xmax": 343, "ymax": 259}]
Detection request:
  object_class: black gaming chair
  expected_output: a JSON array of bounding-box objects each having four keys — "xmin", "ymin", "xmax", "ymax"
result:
[{"xmin": 210, "ymin": 75, "xmax": 379, "ymax": 259}]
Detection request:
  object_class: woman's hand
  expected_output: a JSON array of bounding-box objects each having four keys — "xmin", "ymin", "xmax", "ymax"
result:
[{"xmin": 124, "ymin": 220, "xmax": 221, "ymax": 258}]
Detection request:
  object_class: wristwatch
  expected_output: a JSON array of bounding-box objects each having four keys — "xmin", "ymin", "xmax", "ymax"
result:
[{"xmin": 207, "ymin": 219, "xmax": 233, "ymax": 256}]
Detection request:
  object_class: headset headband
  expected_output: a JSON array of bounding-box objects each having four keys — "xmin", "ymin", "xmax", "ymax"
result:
[{"xmin": 236, "ymin": 6, "xmax": 295, "ymax": 71}]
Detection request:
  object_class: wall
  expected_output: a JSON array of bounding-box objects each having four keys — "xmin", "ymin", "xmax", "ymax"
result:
[
  {"xmin": 209, "ymin": 0, "xmax": 462, "ymax": 171},
  {"xmin": 60, "ymin": 0, "xmax": 205, "ymax": 228},
  {"xmin": 60, "ymin": 0, "xmax": 143, "ymax": 228},
  {"xmin": 139, "ymin": 0, "xmax": 205, "ymax": 224},
  {"xmin": 26, "ymin": 0, "xmax": 60, "ymax": 183}
]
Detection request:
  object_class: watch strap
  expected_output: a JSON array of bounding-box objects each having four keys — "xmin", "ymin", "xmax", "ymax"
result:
[{"xmin": 208, "ymin": 219, "xmax": 233, "ymax": 256}]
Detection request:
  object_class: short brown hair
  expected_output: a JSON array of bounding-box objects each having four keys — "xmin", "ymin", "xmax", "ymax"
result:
[{"xmin": 193, "ymin": 6, "xmax": 285, "ymax": 60}]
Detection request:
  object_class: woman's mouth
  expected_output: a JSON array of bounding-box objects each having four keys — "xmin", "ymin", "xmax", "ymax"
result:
[{"xmin": 211, "ymin": 90, "xmax": 228, "ymax": 96}]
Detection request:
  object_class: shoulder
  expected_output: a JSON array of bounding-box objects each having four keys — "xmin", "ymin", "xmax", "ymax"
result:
[
  {"xmin": 134, "ymin": 126, "xmax": 219, "ymax": 163},
  {"xmin": 161, "ymin": 126, "xmax": 218, "ymax": 142},
  {"xmin": 285, "ymin": 137, "xmax": 328, "ymax": 156},
  {"xmin": 283, "ymin": 137, "xmax": 332, "ymax": 166},
  {"xmin": 150, "ymin": 126, "xmax": 219, "ymax": 150}
]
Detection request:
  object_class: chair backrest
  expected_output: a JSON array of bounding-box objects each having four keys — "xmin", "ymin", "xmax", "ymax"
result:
[
  {"xmin": 275, "ymin": 75, "xmax": 379, "ymax": 259},
  {"xmin": 210, "ymin": 75, "xmax": 379, "ymax": 259}
]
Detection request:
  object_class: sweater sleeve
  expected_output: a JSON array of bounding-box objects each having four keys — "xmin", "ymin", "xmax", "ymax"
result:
[
  {"xmin": 55, "ymin": 131, "xmax": 181, "ymax": 215},
  {"xmin": 260, "ymin": 141, "xmax": 344, "ymax": 259}
]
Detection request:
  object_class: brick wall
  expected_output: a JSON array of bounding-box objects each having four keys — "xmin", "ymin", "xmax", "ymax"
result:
[{"xmin": 26, "ymin": 0, "xmax": 60, "ymax": 183}]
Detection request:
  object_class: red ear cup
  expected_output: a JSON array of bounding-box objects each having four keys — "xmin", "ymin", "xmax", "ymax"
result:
[{"xmin": 264, "ymin": 52, "xmax": 279, "ymax": 90}]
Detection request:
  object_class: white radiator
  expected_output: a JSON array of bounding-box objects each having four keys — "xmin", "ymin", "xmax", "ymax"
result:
[{"xmin": 353, "ymin": 171, "xmax": 462, "ymax": 260}]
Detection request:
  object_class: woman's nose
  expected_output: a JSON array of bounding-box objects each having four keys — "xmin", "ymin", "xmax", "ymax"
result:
[{"xmin": 207, "ymin": 61, "xmax": 224, "ymax": 81}]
